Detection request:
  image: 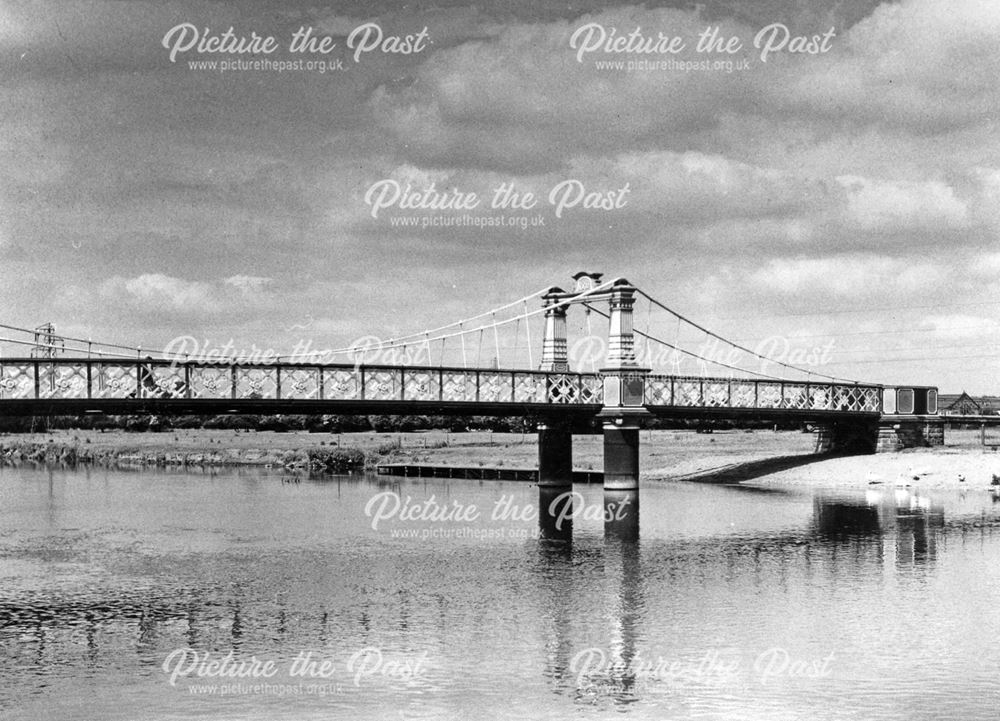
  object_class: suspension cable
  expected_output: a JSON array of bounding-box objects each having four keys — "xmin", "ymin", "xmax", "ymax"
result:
[{"xmin": 634, "ymin": 288, "xmax": 868, "ymax": 384}]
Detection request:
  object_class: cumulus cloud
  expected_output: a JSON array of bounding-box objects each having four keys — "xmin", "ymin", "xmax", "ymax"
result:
[
  {"xmin": 101, "ymin": 274, "xmax": 219, "ymax": 312},
  {"xmin": 749, "ymin": 255, "xmax": 942, "ymax": 296},
  {"xmin": 837, "ymin": 175, "xmax": 969, "ymax": 233},
  {"xmin": 97, "ymin": 274, "xmax": 276, "ymax": 314}
]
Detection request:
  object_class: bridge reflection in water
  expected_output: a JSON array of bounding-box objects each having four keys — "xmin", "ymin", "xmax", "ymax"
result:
[{"xmin": 6, "ymin": 478, "xmax": 1000, "ymax": 721}]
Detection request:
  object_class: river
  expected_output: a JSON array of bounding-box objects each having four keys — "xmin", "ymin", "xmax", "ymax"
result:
[{"xmin": 2, "ymin": 464, "xmax": 999, "ymax": 719}]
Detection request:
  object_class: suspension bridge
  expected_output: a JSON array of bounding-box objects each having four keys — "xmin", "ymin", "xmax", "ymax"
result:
[{"xmin": 0, "ymin": 272, "xmax": 941, "ymax": 491}]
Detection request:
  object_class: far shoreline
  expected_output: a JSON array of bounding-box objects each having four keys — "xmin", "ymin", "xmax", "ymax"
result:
[{"xmin": 1, "ymin": 427, "xmax": 997, "ymax": 490}]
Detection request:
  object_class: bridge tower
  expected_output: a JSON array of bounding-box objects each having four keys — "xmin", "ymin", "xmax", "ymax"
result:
[
  {"xmin": 536, "ymin": 274, "xmax": 650, "ymax": 540},
  {"xmin": 537, "ymin": 286, "xmax": 574, "ymax": 495},
  {"xmin": 595, "ymin": 278, "xmax": 651, "ymax": 498}
]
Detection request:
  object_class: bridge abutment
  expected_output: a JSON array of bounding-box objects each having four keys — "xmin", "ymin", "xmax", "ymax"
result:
[
  {"xmin": 875, "ymin": 419, "xmax": 945, "ymax": 453},
  {"xmin": 813, "ymin": 421, "xmax": 879, "ymax": 454}
]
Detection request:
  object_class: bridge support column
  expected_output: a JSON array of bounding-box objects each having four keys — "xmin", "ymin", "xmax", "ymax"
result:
[
  {"xmin": 537, "ymin": 421, "xmax": 573, "ymax": 487},
  {"xmin": 602, "ymin": 421, "xmax": 641, "ymax": 490}
]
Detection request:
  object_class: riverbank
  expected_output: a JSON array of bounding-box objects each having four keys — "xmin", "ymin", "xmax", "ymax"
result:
[{"xmin": 1, "ymin": 427, "xmax": 996, "ymax": 488}]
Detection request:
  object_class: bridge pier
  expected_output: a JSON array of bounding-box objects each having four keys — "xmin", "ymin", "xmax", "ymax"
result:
[
  {"xmin": 537, "ymin": 421, "xmax": 574, "ymax": 488},
  {"xmin": 602, "ymin": 421, "xmax": 641, "ymax": 490}
]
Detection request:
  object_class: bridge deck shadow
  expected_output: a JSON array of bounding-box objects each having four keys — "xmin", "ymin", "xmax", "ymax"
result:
[{"xmin": 662, "ymin": 452, "xmax": 838, "ymax": 485}]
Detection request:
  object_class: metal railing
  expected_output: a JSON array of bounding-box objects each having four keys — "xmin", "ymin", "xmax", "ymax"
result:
[{"xmin": 0, "ymin": 358, "xmax": 884, "ymax": 413}]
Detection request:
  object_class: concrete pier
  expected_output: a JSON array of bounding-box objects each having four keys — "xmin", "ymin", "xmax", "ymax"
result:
[
  {"xmin": 537, "ymin": 421, "xmax": 574, "ymax": 488},
  {"xmin": 602, "ymin": 421, "xmax": 641, "ymax": 491}
]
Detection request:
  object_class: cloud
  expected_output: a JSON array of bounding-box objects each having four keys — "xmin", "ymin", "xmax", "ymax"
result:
[
  {"xmin": 101, "ymin": 274, "xmax": 219, "ymax": 312},
  {"xmin": 96, "ymin": 273, "xmax": 277, "ymax": 314},
  {"xmin": 780, "ymin": 0, "xmax": 1000, "ymax": 133},
  {"xmin": 837, "ymin": 175, "xmax": 969, "ymax": 233},
  {"xmin": 749, "ymin": 255, "xmax": 942, "ymax": 296},
  {"xmin": 224, "ymin": 275, "xmax": 274, "ymax": 294}
]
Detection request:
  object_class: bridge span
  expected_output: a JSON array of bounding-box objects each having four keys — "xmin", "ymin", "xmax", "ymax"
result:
[{"xmin": 0, "ymin": 274, "xmax": 941, "ymax": 496}]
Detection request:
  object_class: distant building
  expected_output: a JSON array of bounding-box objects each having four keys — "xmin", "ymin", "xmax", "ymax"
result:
[{"xmin": 938, "ymin": 392, "xmax": 1000, "ymax": 416}]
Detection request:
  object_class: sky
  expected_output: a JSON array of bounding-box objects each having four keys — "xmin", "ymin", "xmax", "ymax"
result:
[{"xmin": 0, "ymin": 0, "xmax": 997, "ymax": 392}]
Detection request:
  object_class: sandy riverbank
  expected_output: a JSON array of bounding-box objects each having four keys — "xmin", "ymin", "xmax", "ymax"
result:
[{"xmin": 1, "ymin": 427, "xmax": 996, "ymax": 489}]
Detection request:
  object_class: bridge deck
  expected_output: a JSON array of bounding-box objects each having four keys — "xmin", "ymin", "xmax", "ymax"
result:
[{"xmin": 0, "ymin": 358, "xmax": 883, "ymax": 419}]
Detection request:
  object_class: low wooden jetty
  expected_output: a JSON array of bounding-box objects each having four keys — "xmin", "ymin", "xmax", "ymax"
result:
[{"xmin": 376, "ymin": 463, "xmax": 603, "ymax": 483}]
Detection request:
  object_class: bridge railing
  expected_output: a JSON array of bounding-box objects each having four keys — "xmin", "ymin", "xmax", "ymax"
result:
[
  {"xmin": 643, "ymin": 375, "xmax": 882, "ymax": 414},
  {"xmin": 0, "ymin": 358, "xmax": 883, "ymax": 413},
  {"xmin": 0, "ymin": 359, "xmax": 604, "ymax": 406}
]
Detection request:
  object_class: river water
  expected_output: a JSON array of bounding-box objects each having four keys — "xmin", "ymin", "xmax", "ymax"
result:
[{"xmin": 2, "ymin": 464, "xmax": 1000, "ymax": 720}]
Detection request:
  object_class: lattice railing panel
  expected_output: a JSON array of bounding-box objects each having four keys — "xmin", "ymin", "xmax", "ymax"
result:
[
  {"xmin": 38, "ymin": 364, "xmax": 87, "ymax": 399},
  {"xmin": 0, "ymin": 364, "xmax": 35, "ymax": 400},
  {"xmin": 580, "ymin": 376, "xmax": 603, "ymax": 404},
  {"xmin": 478, "ymin": 372, "xmax": 513, "ymax": 403},
  {"xmin": 731, "ymin": 380, "xmax": 756, "ymax": 408},
  {"xmin": 782, "ymin": 383, "xmax": 809, "ymax": 410},
  {"xmin": 403, "ymin": 370, "xmax": 438, "ymax": 401},
  {"xmin": 147, "ymin": 366, "xmax": 187, "ymax": 399},
  {"xmin": 808, "ymin": 385, "xmax": 831, "ymax": 410},
  {"xmin": 644, "ymin": 376, "xmax": 671, "ymax": 405},
  {"xmin": 282, "ymin": 368, "xmax": 320, "ymax": 400},
  {"xmin": 674, "ymin": 379, "xmax": 701, "ymax": 406},
  {"xmin": 235, "ymin": 368, "xmax": 277, "ymax": 400},
  {"xmin": 835, "ymin": 385, "xmax": 880, "ymax": 413},
  {"xmin": 365, "ymin": 370, "xmax": 399, "ymax": 401},
  {"xmin": 324, "ymin": 369, "xmax": 361, "ymax": 400},
  {"xmin": 93, "ymin": 364, "xmax": 137, "ymax": 399},
  {"xmin": 757, "ymin": 382, "xmax": 782, "ymax": 408},
  {"xmin": 189, "ymin": 367, "xmax": 232, "ymax": 399},
  {"xmin": 546, "ymin": 374, "xmax": 579, "ymax": 404},
  {"xmin": 513, "ymin": 373, "xmax": 546, "ymax": 403},
  {"xmin": 442, "ymin": 372, "xmax": 477, "ymax": 402},
  {"xmin": 704, "ymin": 380, "xmax": 729, "ymax": 407}
]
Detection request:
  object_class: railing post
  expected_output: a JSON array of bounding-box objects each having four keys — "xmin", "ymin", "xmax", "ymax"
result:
[
  {"xmin": 86, "ymin": 361, "xmax": 92, "ymax": 400},
  {"xmin": 276, "ymin": 366, "xmax": 282, "ymax": 401}
]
